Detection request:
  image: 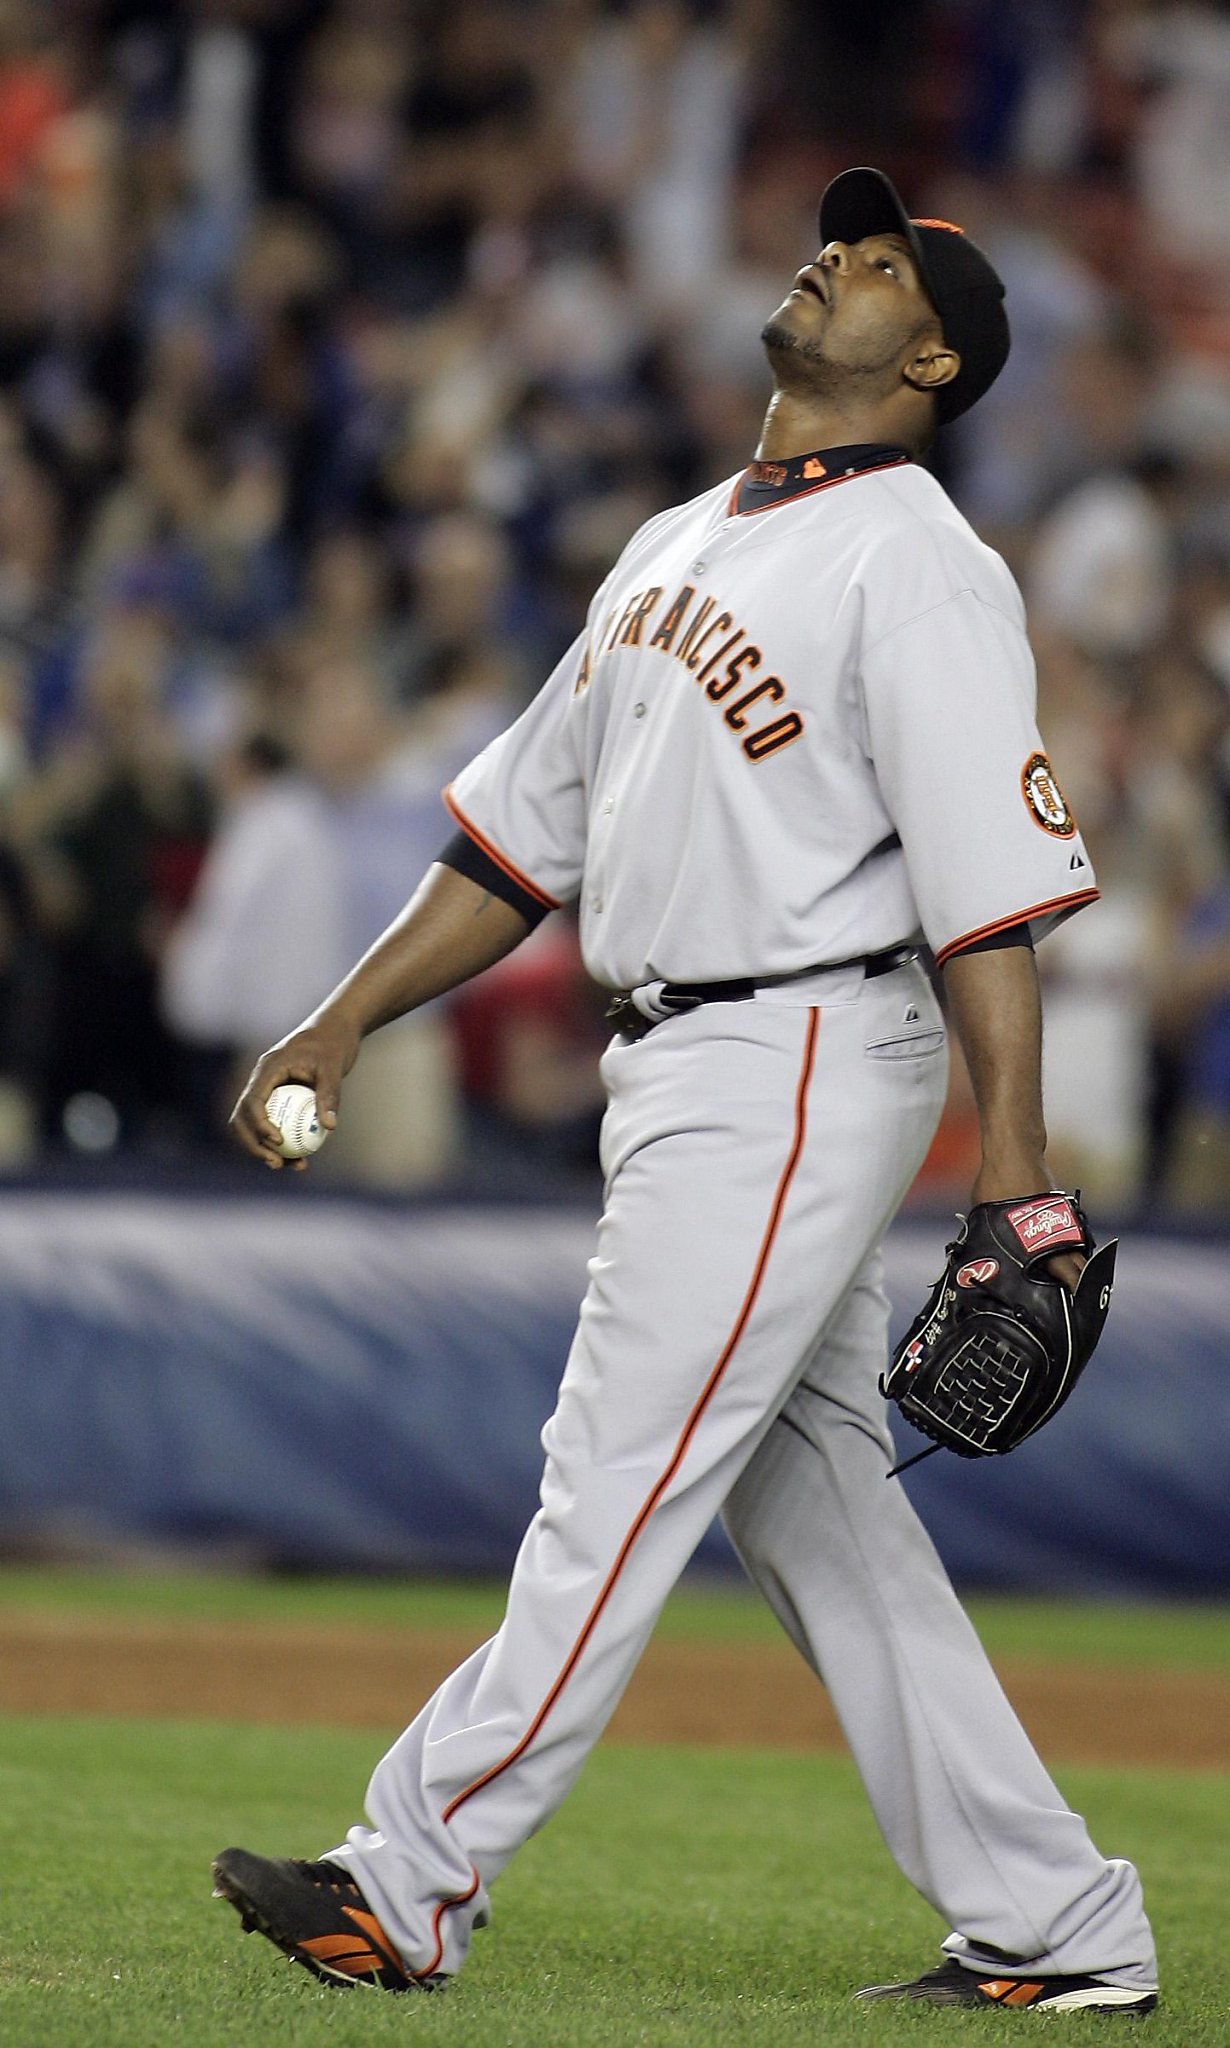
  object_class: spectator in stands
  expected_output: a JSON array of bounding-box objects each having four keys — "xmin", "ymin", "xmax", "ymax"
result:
[
  {"xmin": 0, "ymin": 450, "xmax": 70, "ymax": 723},
  {"xmin": 0, "ymin": 1, "xmax": 66, "ymax": 217},
  {"xmin": 292, "ymin": 526, "xmax": 407, "ymax": 697},
  {"xmin": 567, "ymin": 0, "xmax": 749, "ymax": 313},
  {"xmin": 397, "ymin": 511, "xmax": 525, "ymax": 705},
  {"xmin": 1156, "ymin": 880, "xmax": 1230, "ymax": 1208},
  {"xmin": 163, "ymin": 647, "xmax": 503, "ymax": 1185},
  {"xmin": 160, "ymin": 716, "xmax": 350, "ymax": 1069},
  {"xmin": 1133, "ymin": 649, "xmax": 1230, "ymax": 1199},
  {"xmin": 1028, "ymin": 448, "xmax": 1178, "ymax": 666},
  {"xmin": 17, "ymin": 604, "xmax": 213, "ymax": 1149},
  {"xmin": 0, "ymin": 648, "xmax": 44, "ymax": 1161},
  {"xmin": 449, "ymin": 912, "xmax": 609, "ymax": 1174}
]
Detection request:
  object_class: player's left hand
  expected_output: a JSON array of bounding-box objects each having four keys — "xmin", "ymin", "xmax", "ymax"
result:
[
  {"xmin": 971, "ymin": 1162, "xmax": 1084, "ymax": 1291},
  {"xmin": 882, "ymin": 1190, "xmax": 1117, "ymax": 1463}
]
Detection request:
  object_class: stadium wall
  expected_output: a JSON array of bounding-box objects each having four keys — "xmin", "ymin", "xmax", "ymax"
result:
[{"xmin": 2, "ymin": 1194, "xmax": 1226, "ymax": 1595}]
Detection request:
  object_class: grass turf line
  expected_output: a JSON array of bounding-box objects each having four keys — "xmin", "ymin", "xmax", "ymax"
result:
[
  {"xmin": 0, "ymin": 1564, "xmax": 1227, "ymax": 1671},
  {"xmin": 0, "ymin": 1714, "xmax": 1220, "ymax": 2047}
]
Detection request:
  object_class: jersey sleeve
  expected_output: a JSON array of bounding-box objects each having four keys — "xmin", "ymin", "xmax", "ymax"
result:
[
  {"xmin": 859, "ymin": 589, "xmax": 1097, "ymax": 967},
  {"xmin": 443, "ymin": 628, "xmax": 590, "ymax": 911}
]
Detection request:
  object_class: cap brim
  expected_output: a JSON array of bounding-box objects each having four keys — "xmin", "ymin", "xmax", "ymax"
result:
[{"xmin": 818, "ymin": 166, "xmax": 937, "ymax": 310}]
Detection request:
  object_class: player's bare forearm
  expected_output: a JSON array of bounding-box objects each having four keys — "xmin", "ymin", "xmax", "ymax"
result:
[
  {"xmin": 940, "ymin": 942, "xmax": 1049, "ymax": 1197},
  {"xmin": 942, "ymin": 942, "xmax": 1085, "ymax": 1290},
  {"xmin": 229, "ymin": 864, "xmax": 531, "ymax": 1167},
  {"xmin": 330, "ymin": 863, "xmax": 532, "ymax": 1034}
]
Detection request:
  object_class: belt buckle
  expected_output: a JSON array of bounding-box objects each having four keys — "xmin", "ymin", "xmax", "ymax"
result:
[{"xmin": 606, "ymin": 992, "xmax": 652, "ymax": 1040}]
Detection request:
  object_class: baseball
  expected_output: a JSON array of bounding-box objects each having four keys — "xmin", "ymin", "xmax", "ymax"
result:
[{"xmin": 265, "ymin": 1083, "xmax": 327, "ymax": 1159}]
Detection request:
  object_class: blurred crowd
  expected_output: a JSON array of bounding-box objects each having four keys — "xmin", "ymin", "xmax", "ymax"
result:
[{"xmin": 0, "ymin": 0, "xmax": 1228, "ymax": 1207}]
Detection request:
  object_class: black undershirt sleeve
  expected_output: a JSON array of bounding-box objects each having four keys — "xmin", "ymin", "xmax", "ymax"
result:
[
  {"xmin": 947, "ymin": 921, "xmax": 1036, "ymax": 960},
  {"xmin": 437, "ymin": 829, "xmax": 552, "ymax": 930}
]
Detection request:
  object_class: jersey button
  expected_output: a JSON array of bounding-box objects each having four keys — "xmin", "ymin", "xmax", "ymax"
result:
[
  {"xmin": 633, "ymin": 702, "xmax": 646, "ymax": 719},
  {"xmin": 590, "ymin": 893, "xmax": 604, "ymax": 913},
  {"xmin": 602, "ymin": 797, "xmax": 614, "ymax": 815},
  {"xmin": 692, "ymin": 560, "xmax": 706, "ymax": 574}
]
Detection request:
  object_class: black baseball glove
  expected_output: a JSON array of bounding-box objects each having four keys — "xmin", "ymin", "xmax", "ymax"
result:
[{"xmin": 882, "ymin": 1192, "xmax": 1117, "ymax": 1468}]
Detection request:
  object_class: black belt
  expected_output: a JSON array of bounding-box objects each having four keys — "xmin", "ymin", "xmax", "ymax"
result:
[{"xmin": 606, "ymin": 945, "xmax": 917, "ymax": 1041}]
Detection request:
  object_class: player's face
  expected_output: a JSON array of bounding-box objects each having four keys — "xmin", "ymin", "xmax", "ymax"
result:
[{"xmin": 763, "ymin": 232, "xmax": 940, "ymax": 381}]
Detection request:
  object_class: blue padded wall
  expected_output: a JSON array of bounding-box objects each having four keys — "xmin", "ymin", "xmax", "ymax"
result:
[{"xmin": 1, "ymin": 1194, "xmax": 1225, "ymax": 1593}]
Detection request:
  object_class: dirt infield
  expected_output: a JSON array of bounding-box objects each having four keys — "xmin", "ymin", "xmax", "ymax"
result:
[{"xmin": 1, "ymin": 1611, "xmax": 1226, "ymax": 1767}]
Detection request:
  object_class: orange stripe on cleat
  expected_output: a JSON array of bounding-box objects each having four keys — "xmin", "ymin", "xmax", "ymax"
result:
[
  {"xmin": 301, "ymin": 1933, "xmax": 377, "ymax": 1965},
  {"xmin": 1002, "ymin": 1982, "xmax": 1047, "ymax": 2006},
  {"xmin": 342, "ymin": 1907, "xmax": 409, "ymax": 1978},
  {"xmin": 978, "ymin": 1980, "xmax": 1017, "ymax": 2000}
]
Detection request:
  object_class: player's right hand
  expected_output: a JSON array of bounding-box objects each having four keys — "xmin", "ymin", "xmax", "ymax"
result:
[{"xmin": 229, "ymin": 1011, "xmax": 362, "ymax": 1170}]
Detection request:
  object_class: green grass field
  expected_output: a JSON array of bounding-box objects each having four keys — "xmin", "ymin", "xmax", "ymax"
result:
[
  {"xmin": 1, "ymin": 1564, "xmax": 1227, "ymax": 1667},
  {"xmin": 0, "ymin": 1572, "xmax": 1226, "ymax": 2047}
]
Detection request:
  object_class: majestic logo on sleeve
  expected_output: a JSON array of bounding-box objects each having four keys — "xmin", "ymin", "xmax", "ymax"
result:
[
  {"xmin": 1021, "ymin": 752, "xmax": 1076, "ymax": 837},
  {"xmin": 597, "ymin": 582, "xmax": 804, "ymax": 763}
]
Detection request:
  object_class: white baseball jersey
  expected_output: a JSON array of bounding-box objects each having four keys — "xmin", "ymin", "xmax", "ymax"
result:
[{"xmin": 445, "ymin": 451, "xmax": 1095, "ymax": 989}]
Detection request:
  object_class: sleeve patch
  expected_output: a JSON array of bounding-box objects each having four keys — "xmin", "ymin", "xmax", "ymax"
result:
[{"xmin": 1021, "ymin": 751, "xmax": 1076, "ymax": 837}]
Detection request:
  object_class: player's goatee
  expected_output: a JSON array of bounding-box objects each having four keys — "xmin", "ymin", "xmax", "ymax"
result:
[
  {"xmin": 761, "ymin": 317, "xmax": 895, "ymax": 397},
  {"xmin": 760, "ymin": 315, "xmax": 821, "ymax": 363}
]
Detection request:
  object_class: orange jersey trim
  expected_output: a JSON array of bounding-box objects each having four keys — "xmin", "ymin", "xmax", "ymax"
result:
[
  {"xmin": 934, "ymin": 889, "xmax": 1100, "ymax": 970},
  {"xmin": 442, "ymin": 788, "xmax": 560, "ymax": 911},
  {"xmin": 439, "ymin": 1008, "xmax": 822, "ymax": 1830},
  {"xmin": 726, "ymin": 456, "xmax": 910, "ymax": 519}
]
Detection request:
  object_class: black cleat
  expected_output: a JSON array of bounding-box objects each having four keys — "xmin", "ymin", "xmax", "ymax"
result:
[
  {"xmin": 211, "ymin": 1846, "xmax": 440, "ymax": 1993},
  {"xmin": 855, "ymin": 1956, "xmax": 1158, "ymax": 2013}
]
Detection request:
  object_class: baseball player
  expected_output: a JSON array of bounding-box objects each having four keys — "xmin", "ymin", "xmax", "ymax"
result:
[{"xmin": 214, "ymin": 168, "xmax": 1158, "ymax": 2015}]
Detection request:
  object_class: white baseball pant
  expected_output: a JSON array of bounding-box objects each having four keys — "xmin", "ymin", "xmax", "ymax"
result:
[{"xmin": 330, "ymin": 958, "xmax": 1157, "ymax": 1992}]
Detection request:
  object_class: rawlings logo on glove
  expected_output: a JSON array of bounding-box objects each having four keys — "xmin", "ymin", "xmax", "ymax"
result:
[
  {"xmin": 882, "ymin": 1192, "xmax": 1117, "ymax": 1470},
  {"xmin": 1003, "ymin": 1195, "xmax": 1085, "ymax": 1256}
]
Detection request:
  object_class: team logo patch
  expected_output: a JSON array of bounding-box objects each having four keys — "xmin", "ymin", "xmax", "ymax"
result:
[
  {"xmin": 802, "ymin": 457, "xmax": 828, "ymax": 480},
  {"xmin": 956, "ymin": 1258, "xmax": 999, "ymax": 1288},
  {"xmin": 1021, "ymin": 752, "xmax": 1076, "ymax": 837},
  {"xmin": 1004, "ymin": 1196, "xmax": 1083, "ymax": 1257}
]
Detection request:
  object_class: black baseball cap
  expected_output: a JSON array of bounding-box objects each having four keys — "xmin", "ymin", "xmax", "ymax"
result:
[{"xmin": 818, "ymin": 166, "xmax": 1010, "ymax": 424}]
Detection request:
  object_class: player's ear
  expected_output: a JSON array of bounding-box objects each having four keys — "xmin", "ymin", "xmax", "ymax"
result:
[{"xmin": 903, "ymin": 340, "xmax": 960, "ymax": 398}]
